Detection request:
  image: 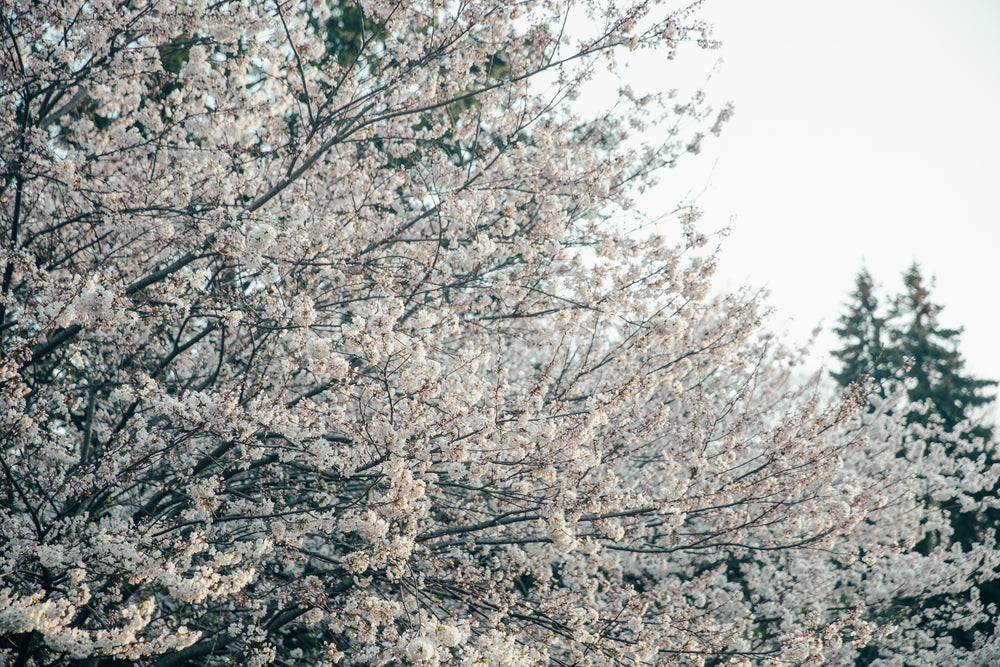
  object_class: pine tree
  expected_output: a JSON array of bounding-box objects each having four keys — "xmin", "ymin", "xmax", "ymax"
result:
[
  {"xmin": 891, "ymin": 263, "xmax": 996, "ymax": 445},
  {"xmin": 892, "ymin": 265, "xmax": 1000, "ymax": 651},
  {"xmin": 830, "ymin": 268, "xmax": 893, "ymax": 398},
  {"xmin": 832, "ymin": 265, "xmax": 1000, "ymax": 658},
  {"xmin": 831, "ymin": 265, "xmax": 996, "ymax": 445}
]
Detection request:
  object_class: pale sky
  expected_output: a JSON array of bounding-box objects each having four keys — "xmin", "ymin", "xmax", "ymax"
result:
[{"xmin": 642, "ymin": 0, "xmax": 1000, "ymax": 389}]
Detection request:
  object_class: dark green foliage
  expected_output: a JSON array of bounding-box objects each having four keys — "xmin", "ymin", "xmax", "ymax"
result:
[
  {"xmin": 831, "ymin": 263, "xmax": 996, "ymax": 446},
  {"xmin": 890, "ymin": 265, "xmax": 997, "ymax": 444},
  {"xmin": 832, "ymin": 264, "xmax": 1000, "ymax": 666},
  {"xmin": 157, "ymin": 36, "xmax": 193, "ymax": 75},
  {"xmin": 830, "ymin": 268, "xmax": 892, "ymax": 398},
  {"xmin": 325, "ymin": 3, "xmax": 385, "ymax": 70}
]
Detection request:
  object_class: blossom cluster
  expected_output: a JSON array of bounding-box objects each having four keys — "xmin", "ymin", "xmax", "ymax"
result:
[{"xmin": 2, "ymin": 0, "xmax": 998, "ymax": 665}]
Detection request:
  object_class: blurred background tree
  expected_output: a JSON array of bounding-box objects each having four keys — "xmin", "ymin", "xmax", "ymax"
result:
[
  {"xmin": 890, "ymin": 264, "xmax": 997, "ymax": 445},
  {"xmin": 831, "ymin": 263, "xmax": 996, "ymax": 446},
  {"xmin": 831, "ymin": 263, "xmax": 1000, "ymax": 662},
  {"xmin": 830, "ymin": 268, "xmax": 893, "ymax": 400}
]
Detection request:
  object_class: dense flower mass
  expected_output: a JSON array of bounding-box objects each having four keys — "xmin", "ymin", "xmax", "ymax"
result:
[{"xmin": 2, "ymin": 1, "xmax": 999, "ymax": 665}]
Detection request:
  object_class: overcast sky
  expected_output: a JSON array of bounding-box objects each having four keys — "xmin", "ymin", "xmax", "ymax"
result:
[{"xmin": 636, "ymin": 0, "xmax": 1000, "ymax": 389}]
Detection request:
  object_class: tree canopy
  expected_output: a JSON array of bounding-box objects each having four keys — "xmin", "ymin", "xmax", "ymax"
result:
[{"xmin": 3, "ymin": 2, "xmax": 1000, "ymax": 666}]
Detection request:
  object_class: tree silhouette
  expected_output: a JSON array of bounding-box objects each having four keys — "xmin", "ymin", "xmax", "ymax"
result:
[
  {"xmin": 832, "ymin": 265, "xmax": 1000, "ymax": 662},
  {"xmin": 830, "ymin": 268, "xmax": 893, "ymax": 399},
  {"xmin": 890, "ymin": 264, "xmax": 996, "ymax": 445},
  {"xmin": 832, "ymin": 264, "xmax": 996, "ymax": 446}
]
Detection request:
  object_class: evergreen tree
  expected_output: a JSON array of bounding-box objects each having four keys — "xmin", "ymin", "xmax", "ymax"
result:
[
  {"xmin": 891, "ymin": 265, "xmax": 1000, "ymax": 652},
  {"xmin": 831, "ymin": 264, "xmax": 996, "ymax": 445},
  {"xmin": 830, "ymin": 268, "xmax": 893, "ymax": 397},
  {"xmin": 890, "ymin": 264, "xmax": 997, "ymax": 445},
  {"xmin": 833, "ymin": 267, "xmax": 1000, "ymax": 661}
]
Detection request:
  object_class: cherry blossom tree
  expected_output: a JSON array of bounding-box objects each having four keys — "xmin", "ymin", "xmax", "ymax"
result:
[{"xmin": 3, "ymin": 1, "xmax": 999, "ymax": 666}]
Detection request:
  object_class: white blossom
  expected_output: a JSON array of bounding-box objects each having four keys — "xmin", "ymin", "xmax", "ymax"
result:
[{"xmin": 2, "ymin": 0, "xmax": 998, "ymax": 665}]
